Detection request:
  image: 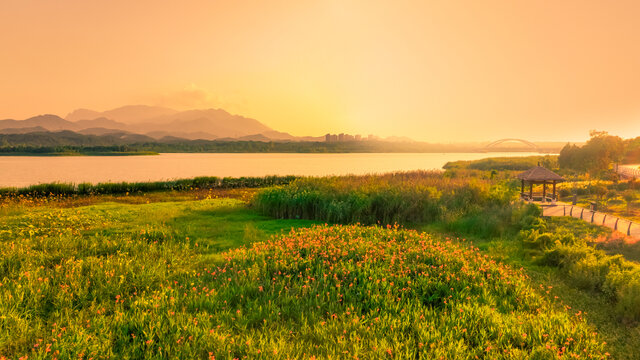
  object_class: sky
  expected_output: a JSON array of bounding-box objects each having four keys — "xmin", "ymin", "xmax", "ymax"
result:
[{"xmin": 1, "ymin": 0, "xmax": 639, "ymax": 142}]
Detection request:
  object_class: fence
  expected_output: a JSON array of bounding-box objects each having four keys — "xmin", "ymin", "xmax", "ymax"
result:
[
  {"xmin": 543, "ymin": 204, "xmax": 640, "ymax": 238},
  {"xmin": 617, "ymin": 165, "xmax": 640, "ymax": 179}
]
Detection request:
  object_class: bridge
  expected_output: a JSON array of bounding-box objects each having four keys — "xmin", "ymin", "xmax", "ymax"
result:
[{"xmin": 482, "ymin": 138, "xmax": 540, "ymax": 152}]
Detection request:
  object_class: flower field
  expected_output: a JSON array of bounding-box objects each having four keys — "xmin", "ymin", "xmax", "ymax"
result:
[{"xmin": 0, "ymin": 195, "xmax": 609, "ymax": 359}]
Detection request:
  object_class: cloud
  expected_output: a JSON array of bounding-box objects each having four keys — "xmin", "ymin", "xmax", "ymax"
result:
[{"xmin": 156, "ymin": 84, "xmax": 241, "ymax": 111}]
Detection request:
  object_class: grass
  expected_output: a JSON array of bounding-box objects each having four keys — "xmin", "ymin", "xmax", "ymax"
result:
[
  {"xmin": 556, "ymin": 180, "xmax": 640, "ymax": 222},
  {"xmin": 0, "ymin": 196, "xmax": 322, "ymax": 358},
  {"xmin": 0, "ymin": 167, "xmax": 636, "ymax": 358},
  {"xmin": 0, "ymin": 196, "xmax": 609, "ymax": 358},
  {"xmin": 0, "ymin": 175, "xmax": 297, "ymax": 197},
  {"xmin": 460, "ymin": 232, "xmax": 640, "ymax": 359},
  {"xmin": 426, "ymin": 214, "xmax": 640, "ymax": 359},
  {"xmin": 251, "ymin": 169, "xmax": 640, "ymax": 358},
  {"xmin": 253, "ymin": 171, "xmax": 515, "ymax": 226},
  {"xmin": 0, "ymin": 151, "xmax": 159, "ymax": 156},
  {"xmin": 443, "ymin": 155, "xmax": 558, "ymax": 171}
]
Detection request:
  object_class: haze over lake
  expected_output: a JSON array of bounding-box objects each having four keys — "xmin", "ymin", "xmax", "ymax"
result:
[{"xmin": 0, "ymin": 152, "xmax": 544, "ymax": 187}]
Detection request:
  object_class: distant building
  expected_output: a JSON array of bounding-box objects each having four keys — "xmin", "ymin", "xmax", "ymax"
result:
[{"xmin": 325, "ymin": 133, "xmax": 366, "ymax": 142}]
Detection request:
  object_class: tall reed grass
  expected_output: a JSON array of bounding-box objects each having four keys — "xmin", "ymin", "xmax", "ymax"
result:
[
  {"xmin": 0, "ymin": 175, "xmax": 296, "ymax": 197},
  {"xmin": 253, "ymin": 171, "xmax": 519, "ymax": 228}
]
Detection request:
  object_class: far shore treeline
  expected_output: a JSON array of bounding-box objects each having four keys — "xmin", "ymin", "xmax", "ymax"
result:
[
  {"xmin": 0, "ymin": 131, "xmax": 565, "ymax": 154},
  {"xmin": 559, "ymin": 131, "xmax": 640, "ymax": 173}
]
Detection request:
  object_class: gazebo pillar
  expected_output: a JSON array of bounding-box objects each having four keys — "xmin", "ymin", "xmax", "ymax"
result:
[{"xmin": 516, "ymin": 166, "xmax": 565, "ymax": 204}]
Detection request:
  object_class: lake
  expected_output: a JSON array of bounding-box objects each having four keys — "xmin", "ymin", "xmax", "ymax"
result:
[{"xmin": 0, "ymin": 152, "xmax": 544, "ymax": 187}]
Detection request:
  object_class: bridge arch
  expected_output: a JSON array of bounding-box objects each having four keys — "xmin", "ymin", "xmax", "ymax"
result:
[{"xmin": 484, "ymin": 138, "xmax": 540, "ymax": 151}]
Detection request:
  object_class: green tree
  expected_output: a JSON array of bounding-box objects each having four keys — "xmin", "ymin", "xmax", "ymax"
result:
[
  {"xmin": 622, "ymin": 190, "xmax": 637, "ymax": 215},
  {"xmin": 591, "ymin": 183, "xmax": 608, "ymax": 208},
  {"xmin": 558, "ymin": 131, "xmax": 625, "ymax": 176}
]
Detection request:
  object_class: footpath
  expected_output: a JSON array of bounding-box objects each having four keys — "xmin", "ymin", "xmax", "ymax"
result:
[{"xmin": 542, "ymin": 202, "xmax": 640, "ymax": 240}]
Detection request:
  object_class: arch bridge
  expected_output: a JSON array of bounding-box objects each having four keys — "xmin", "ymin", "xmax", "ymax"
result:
[{"xmin": 483, "ymin": 138, "xmax": 540, "ymax": 151}]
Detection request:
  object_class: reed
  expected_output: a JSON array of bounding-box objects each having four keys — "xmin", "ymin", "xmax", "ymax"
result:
[
  {"xmin": 253, "ymin": 171, "xmax": 518, "ymax": 228},
  {"xmin": 0, "ymin": 175, "xmax": 297, "ymax": 197}
]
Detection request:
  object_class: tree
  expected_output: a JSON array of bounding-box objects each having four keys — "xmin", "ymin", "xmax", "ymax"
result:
[
  {"xmin": 583, "ymin": 131, "xmax": 624, "ymax": 174},
  {"xmin": 591, "ymin": 183, "xmax": 608, "ymax": 207},
  {"xmin": 558, "ymin": 131, "xmax": 625, "ymax": 176},
  {"xmin": 624, "ymin": 136, "xmax": 640, "ymax": 164},
  {"xmin": 622, "ymin": 190, "xmax": 637, "ymax": 215}
]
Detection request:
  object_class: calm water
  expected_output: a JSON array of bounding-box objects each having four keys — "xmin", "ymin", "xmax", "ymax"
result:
[{"xmin": 0, "ymin": 152, "xmax": 543, "ymax": 187}]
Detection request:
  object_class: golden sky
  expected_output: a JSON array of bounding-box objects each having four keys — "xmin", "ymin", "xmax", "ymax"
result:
[{"xmin": 1, "ymin": 0, "xmax": 639, "ymax": 142}]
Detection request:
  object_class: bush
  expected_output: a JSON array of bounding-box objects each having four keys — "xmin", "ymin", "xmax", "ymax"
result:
[{"xmin": 524, "ymin": 217, "xmax": 640, "ymax": 322}]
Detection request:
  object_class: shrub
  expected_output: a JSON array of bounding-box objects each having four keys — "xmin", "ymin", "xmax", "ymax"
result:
[{"xmin": 524, "ymin": 217, "xmax": 640, "ymax": 322}]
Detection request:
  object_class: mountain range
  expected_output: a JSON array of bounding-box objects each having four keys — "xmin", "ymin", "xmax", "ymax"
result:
[{"xmin": 0, "ymin": 105, "xmax": 323, "ymax": 142}]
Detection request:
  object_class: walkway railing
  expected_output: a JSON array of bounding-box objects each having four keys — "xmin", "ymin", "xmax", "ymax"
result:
[
  {"xmin": 543, "ymin": 204, "xmax": 640, "ymax": 238},
  {"xmin": 617, "ymin": 165, "xmax": 640, "ymax": 179}
]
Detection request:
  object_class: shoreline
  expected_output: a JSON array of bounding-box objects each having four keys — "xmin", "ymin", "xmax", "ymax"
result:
[{"xmin": 0, "ymin": 151, "xmax": 159, "ymax": 156}]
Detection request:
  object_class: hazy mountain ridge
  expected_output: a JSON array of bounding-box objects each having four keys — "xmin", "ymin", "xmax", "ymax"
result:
[
  {"xmin": 0, "ymin": 105, "xmax": 319, "ymax": 142},
  {"xmin": 65, "ymin": 105, "xmax": 178, "ymax": 124}
]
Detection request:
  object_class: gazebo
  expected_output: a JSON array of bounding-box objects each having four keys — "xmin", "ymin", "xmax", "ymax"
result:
[{"xmin": 517, "ymin": 166, "xmax": 565, "ymax": 203}]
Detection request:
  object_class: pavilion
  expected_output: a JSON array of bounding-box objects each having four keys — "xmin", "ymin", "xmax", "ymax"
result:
[{"xmin": 516, "ymin": 166, "xmax": 565, "ymax": 203}]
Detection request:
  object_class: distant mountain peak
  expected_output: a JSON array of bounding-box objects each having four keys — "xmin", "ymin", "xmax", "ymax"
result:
[
  {"xmin": 66, "ymin": 105, "xmax": 178, "ymax": 124},
  {"xmin": 2, "ymin": 105, "xmax": 317, "ymax": 142}
]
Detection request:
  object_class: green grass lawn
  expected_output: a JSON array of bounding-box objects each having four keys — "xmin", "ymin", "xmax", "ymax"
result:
[{"xmin": 0, "ymin": 192, "xmax": 623, "ymax": 359}]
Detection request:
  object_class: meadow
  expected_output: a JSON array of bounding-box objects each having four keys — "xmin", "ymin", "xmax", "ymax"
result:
[{"xmin": 1, "ymin": 170, "xmax": 638, "ymax": 358}]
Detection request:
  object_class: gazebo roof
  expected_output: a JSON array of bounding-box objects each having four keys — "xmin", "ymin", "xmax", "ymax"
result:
[{"xmin": 516, "ymin": 166, "xmax": 565, "ymax": 182}]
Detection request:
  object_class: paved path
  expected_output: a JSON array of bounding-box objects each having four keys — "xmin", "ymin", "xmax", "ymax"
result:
[{"xmin": 542, "ymin": 203, "xmax": 640, "ymax": 240}]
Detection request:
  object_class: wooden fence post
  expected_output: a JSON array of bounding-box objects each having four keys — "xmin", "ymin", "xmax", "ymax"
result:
[
  {"xmin": 602, "ymin": 214, "xmax": 607, "ymax": 225},
  {"xmin": 580, "ymin": 208, "xmax": 584, "ymax": 219},
  {"xmin": 591, "ymin": 212, "xmax": 595, "ymax": 223}
]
